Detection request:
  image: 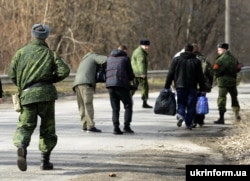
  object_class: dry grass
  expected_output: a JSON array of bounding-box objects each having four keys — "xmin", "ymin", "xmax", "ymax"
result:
[{"xmin": 217, "ymin": 110, "xmax": 250, "ymax": 164}]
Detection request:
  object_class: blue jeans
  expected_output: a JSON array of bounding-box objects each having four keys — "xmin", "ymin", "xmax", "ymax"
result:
[{"xmin": 176, "ymin": 88, "xmax": 197, "ymax": 127}]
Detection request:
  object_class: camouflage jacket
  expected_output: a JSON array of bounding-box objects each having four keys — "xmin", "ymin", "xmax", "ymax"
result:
[
  {"xmin": 131, "ymin": 46, "xmax": 148, "ymax": 77},
  {"xmin": 213, "ymin": 51, "xmax": 239, "ymax": 87},
  {"xmin": 8, "ymin": 39, "xmax": 70, "ymax": 105},
  {"xmin": 195, "ymin": 52, "xmax": 214, "ymax": 92}
]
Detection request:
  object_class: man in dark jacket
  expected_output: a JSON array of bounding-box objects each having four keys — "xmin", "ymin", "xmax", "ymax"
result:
[
  {"xmin": 164, "ymin": 44, "xmax": 205, "ymax": 130},
  {"xmin": 106, "ymin": 46, "xmax": 135, "ymax": 135},
  {"xmin": 213, "ymin": 43, "xmax": 241, "ymax": 124},
  {"xmin": 8, "ymin": 24, "xmax": 70, "ymax": 171}
]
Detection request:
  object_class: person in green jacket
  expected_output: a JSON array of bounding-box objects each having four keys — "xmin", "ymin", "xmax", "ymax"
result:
[
  {"xmin": 8, "ymin": 24, "xmax": 70, "ymax": 171},
  {"xmin": 72, "ymin": 52, "xmax": 107, "ymax": 133},
  {"xmin": 131, "ymin": 39, "xmax": 153, "ymax": 108},
  {"xmin": 213, "ymin": 43, "xmax": 241, "ymax": 124}
]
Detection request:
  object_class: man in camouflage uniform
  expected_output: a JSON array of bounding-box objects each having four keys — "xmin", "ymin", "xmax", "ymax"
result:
[
  {"xmin": 8, "ymin": 24, "xmax": 70, "ymax": 171},
  {"xmin": 131, "ymin": 39, "xmax": 153, "ymax": 108},
  {"xmin": 213, "ymin": 43, "xmax": 241, "ymax": 124},
  {"xmin": 192, "ymin": 43, "xmax": 214, "ymax": 127}
]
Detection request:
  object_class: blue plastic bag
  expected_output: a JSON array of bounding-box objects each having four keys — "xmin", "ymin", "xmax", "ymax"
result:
[{"xmin": 196, "ymin": 95, "xmax": 209, "ymax": 115}]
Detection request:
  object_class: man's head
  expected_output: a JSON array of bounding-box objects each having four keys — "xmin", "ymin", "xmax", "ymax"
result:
[
  {"xmin": 192, "ymin": 43, "xmax": 200, "ymax": 53},
  {"xmin": 184, "ymin": 43, "xmax": 193, "ymax": 53},
  {"xmin": 31, "ymin": 24, "xmax": 50, "ymax": 39},
  {"xmin": 217, "ymin": 42, "xmax": 229, "ymax": 55},
  {"xmin": 118, "ymin": 45, "xmax": 128, "ymax": 53},
  {"xmin": 140, "ymin": 39, "xmax": 150, "ymax": 51}
]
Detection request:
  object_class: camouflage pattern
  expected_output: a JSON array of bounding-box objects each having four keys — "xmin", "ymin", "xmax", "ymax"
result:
[
  {"xmin": 213, "ymin": 51, "xmax": 238, "ymax": 87},
  {"xmin": 196, "ymin": 53, "xmax": 214, "ymax": 92},
  {"xmin": 213, "ymin": 50, "xmax": 240, "ymax": 113},
  {"xmin": 13, "ymin": 101, "xmax": 57, "ymax": 153},
  {"xmin": 131, "ymin": 46, "xmax": 149, "ymax": 100},
  {"xmin": 131, "ymin": 46, "xmax": 148, "ymax": 77},
  {"xmin": 8, "ymin": 38, "xmax": 70, "ymax": 152},
  {"xmin": 8, "ymin": 39, "xmax": 70, "ymax": 105}
]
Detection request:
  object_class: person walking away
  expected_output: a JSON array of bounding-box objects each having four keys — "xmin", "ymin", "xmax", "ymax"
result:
[
  {"xmin": 106, "ymin": 46, "xmax": 135, "ymax": 135},
  {"xmin": 8, "ymin": 23, "xmax": 70, "ymax": 171},
  {"xmin": 73, "ymin": 52, "xmax": 107, "ymax": 132},
  {"xmin": 192, "ymin": 43, "xmax": 214, "ymax": 127},
  {"xmin": 213, "ymin": 43, "xmax": 242, "ymax": 124},
  {"xmin": 164, "ymin": 44, "xmax": 205, "ymax": 130},
  {"xmin": 131, "ymin": 39, "xmax": 153, "ymax": 108},
  {"xmin": 0, "ymin": 79, "xmax": 3, "ymax": 104}
]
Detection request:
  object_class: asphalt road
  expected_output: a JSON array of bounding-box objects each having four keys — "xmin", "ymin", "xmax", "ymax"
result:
[{"xmin": 0, "ymin": 83, "xmax": 250, "ymax": 181}]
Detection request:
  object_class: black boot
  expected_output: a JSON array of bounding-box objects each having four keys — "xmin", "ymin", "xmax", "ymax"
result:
[
  {"xmin": 214, "ymin": 111, "xmax": 225, "ymax": 124},
  {"xmin": 235, "ymin": 110, "xmax": 241, "ymax": 121},
  {"xmin": 40, "ymin": 152, "xmax": 54, "ymax": 170},
  {"xmin": 142, "ymin": 100, "xmax": 153, "ymax": 108},
  {"xmin": 17, "ymin": 144, "xmax": 27, "ymax": 171}
]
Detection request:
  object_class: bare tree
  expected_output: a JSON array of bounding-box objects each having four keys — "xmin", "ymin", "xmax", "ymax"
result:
[{"xmin": 0, "ymin": 0, "xmax": 249, "ymax": 74}]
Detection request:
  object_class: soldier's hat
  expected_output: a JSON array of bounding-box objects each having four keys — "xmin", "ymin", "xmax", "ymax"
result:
[
  {"xmin": 217, "ymin": 42, "xmax": 229, "ymax": 50},
  {"xmin": 31, "ymin": 24, "xmax": 50, "ymax": 39}
]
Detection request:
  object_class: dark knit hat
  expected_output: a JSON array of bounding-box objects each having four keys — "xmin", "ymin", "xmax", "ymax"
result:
[
  {"xmin": 31, "ymin": 24, "xmax": 50, "ymax": 39},
  {"xmin": 184, "ymin": 43, "xmax": 193, "ymax": 52},
  {"xmin": 217, "ymin": 42, "xmax": 229, "ymax": 50},
  {"xmin": 140, "ymin": 39, "xmax": 150, "ymax": 45}
]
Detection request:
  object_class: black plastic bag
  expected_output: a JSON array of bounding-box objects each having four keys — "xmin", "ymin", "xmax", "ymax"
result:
[{"xmin": 154, "ymin": 90, "xmax": 176, "ymax": 116}]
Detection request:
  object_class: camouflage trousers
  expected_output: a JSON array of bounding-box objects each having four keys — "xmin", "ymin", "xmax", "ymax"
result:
[
  {"xmin": 13, "ymin": 101, "xmax": 57, "ymax": 153},
  {"xmin": 217, "ymin": 86, "xmax": 240, "ymax": 113},
  {"xmin": 130, "ymin": 77, "xmax": 149, "ymax": 101}
]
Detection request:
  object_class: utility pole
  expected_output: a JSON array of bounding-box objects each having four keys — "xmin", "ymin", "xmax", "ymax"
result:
[{"xmin": 225, "ymin": 0, "xmax": 231, "ymax": 46}]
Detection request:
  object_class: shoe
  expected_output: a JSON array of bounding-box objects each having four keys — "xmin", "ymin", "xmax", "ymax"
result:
[
  {"xmin": 186, "ymin": 126, "xmax": 192, "ymax": 130},
  {"xmin": 87, "ymin": 127, "xmax": 102, "ymax": 133},
  {"xmin": 235, "ymin": 111, "xmax": 241, "ymax": 121},
  {"xmin": 17, "ymin": 146, "xmax": 27, "ymax": 171},
  {"xmin": 176, "ymin": 114, "xmax": 183, "ymax": 127},
  {"xmin": 40, "ymin": 153, "xmax": 53, "ymax": 170},
  {"xmin": 113, "ymin": 127, "xmax": 123, "ymax": 135},
  {"xmin": 198, "ymin": 122, "xmax": 204, "ymax": 127},
  {"xmin": 192, "ymin": 124, "xmax": 197, "ymax": 128},
  {"xmin": 142, "ymin": 103, "xmax": 153, "ymax": 108},
  {"xmin": 214, "ymin": 119, "xmax": 225, "ymax": 124},
  {"xmin": 123, "ymin": 127, "xmax": 134, "ymax": 134},
  {"xmin": 82, "ymin": 128, "xmax": 87, "ymax": 132}
]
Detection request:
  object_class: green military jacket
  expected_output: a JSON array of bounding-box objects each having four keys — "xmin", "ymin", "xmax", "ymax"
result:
[
  {"xmin": 196, "ymin": 52, "xmax": 214, "ymax": 92},
  {"xmin": 214, "ymin": 51, "xmax": 238, "ymax": 87},
  {"xmin": 131, "ymin": 46, "xmax": 148, "ymax": 77},
  {"xmin": 8, "ymin": 39, "xmax": 70, "ymax": 105}
]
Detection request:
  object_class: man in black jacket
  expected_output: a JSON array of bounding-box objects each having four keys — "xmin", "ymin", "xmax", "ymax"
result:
[
  {"xmin": 106, "ymin": 46, "xmax": 135, "ymax": 135},
  {"xmin": 165, "ymin": 44, "xmax": 205, "ymax": 130}
]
